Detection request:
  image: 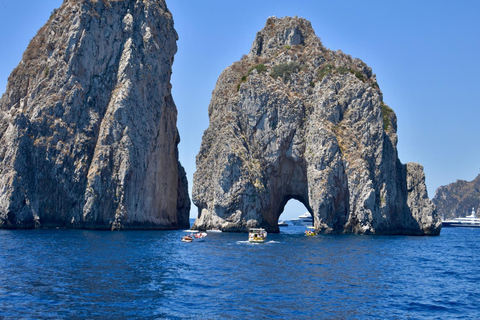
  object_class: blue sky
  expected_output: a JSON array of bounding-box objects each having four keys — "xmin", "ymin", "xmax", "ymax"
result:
[{"xmin": 1, "ymin": 1, "xmax": 479, "ymax": 219}]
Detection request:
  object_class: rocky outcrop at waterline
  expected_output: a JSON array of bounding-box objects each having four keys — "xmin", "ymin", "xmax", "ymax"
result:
[
  {"xmin": 0, "ymin": 0, "xmax": 190, "ymax": 229},
  {"xmin": 433, "ymin": 174, "xmax": 480, "ymax": 220},
  {"xmin": 192, "ymin": 16, "xmax": 441, "ymax": 235}
]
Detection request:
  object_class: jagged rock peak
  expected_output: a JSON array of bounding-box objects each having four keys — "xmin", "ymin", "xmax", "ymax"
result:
[
  {"xmin": 0, "ymin": 0, "xmax": 190, "ymax": 229},
  {"xmin": 249, "ymin": 16, "xmax": 320, "ymax": 57},
  {"xmin": 193, "ymin": 16, "xmax": 440, "ymax": 235}
]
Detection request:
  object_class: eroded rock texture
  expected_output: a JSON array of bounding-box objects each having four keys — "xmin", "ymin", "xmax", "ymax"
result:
[
  {"xmin": 193, "ymin": 17, "xmax": 440, "ymax": 235},
  {"xmin": 0, "ymin": 0, "xmax": 190, "ymax": 229}
]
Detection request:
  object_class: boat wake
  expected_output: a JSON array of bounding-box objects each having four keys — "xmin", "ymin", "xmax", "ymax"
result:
[{"xmin": 236, "ymin": 240, "xmax": 280, "ymax": 245}]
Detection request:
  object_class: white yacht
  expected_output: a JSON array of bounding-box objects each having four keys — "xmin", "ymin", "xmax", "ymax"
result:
[
  {"xmin": 442, "ymin": 208, "xmax": 480, "ymax": 228},
  {"xmin": 290, "ymin": 212, "xmax": 313, "ymax": 226}
]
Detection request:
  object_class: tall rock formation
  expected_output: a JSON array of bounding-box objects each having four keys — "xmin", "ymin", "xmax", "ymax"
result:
[
  {"xmin": 193, "ymin": 17, "xmax": 440, "ymax": 235},
  {"xmin": 0, "ymin": 0, "xmax": 190, "ymax": 229},
  {"xmin": 433, "ymin": 175, "xmax": 480, "ymax": 219}
]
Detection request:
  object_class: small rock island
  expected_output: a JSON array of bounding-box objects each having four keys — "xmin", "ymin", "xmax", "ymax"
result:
[
  {"xmin": 192, "ymin": 17, "xmax": 441, "ymax": 235},
  {"xmin": 0, "ymin": 0, "xmax": 190, "ymax": 229}
]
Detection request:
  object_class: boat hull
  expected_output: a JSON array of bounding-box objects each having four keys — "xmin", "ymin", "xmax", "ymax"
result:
[
  {"xmin": 290, "ymin": 219, "xmax": 313, "ymax": 226},
  {"xmin": 248, "ymin": 239, "xmax": 266, "ymax": 243},
  {"xmin": 442, "ymin": 222, "xmax": 480, "ymax": 228}
]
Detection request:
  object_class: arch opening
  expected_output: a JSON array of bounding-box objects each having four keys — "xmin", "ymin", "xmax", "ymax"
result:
[{"xmin": 277, "ymin": 197, "xmax": 313, "ymax": 230}]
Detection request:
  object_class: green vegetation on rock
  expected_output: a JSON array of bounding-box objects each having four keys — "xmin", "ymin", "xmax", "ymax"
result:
[
  {"xmin": 249, "ymin": 64, "xmax": 267, "ymax": 74},
  {"xmin": 237, "ymin": 64, "xmax": 268, "ymax": 91},
  {"xmin": 270, "ymin": 62, "xmax": 301, "ymax": 82},
  {"xmin": 318, "ymin": 64, "xmax": 335, "ymax": 80},
  {"xmin": 380, "ymin": 103, "xmax": 393, "ymax": 131},
  {"xmin": 317, "ymin": 63, "xmax": 365, "ymax": 82}
]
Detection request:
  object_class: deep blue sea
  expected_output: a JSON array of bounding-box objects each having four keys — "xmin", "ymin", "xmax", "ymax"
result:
[{"xmin": 0, "ymin": 220, "xmax": 479, "ymax": 319}]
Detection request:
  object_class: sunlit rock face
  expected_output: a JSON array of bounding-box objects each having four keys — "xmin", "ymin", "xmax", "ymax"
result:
[
  {"xmin": 192, "ymin": 16, "xmax": 440, "ymax": 235},
  {"xmin": 0, "ymin": 0, "xmax": 190, "ymax": 229}
]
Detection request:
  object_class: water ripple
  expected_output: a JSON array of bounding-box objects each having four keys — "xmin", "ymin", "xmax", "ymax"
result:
[{"xmin": 0, "ymin": 227, "xmax": 479, "ymax": 318}]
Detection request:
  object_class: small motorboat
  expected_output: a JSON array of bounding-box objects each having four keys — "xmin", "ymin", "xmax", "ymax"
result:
[
  {"xmin": 206, "ymin": 228, "xmax": 222, "ymax": 233},
  {"xmin": 193, "ymin": 232, "xmax": 208, "ymax": 241},
  {"xmin": 278, "ymin": 220, "xmax": 289, "ymax": 227},
  {"xmin": 305, "ymin": 226, "xmax": 317, "ymax": 236},
  {"xmin": 181, "ymin": 235, "xmax": 193, "ymax": 243},
  {"xmin": 248, "ymin": 228, "xmax": 267, "ymax": 243}
]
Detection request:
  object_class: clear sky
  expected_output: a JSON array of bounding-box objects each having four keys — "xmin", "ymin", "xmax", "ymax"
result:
[{"xmin": 0, "ymin": 0, "xmax": 479, "ymax": 220}]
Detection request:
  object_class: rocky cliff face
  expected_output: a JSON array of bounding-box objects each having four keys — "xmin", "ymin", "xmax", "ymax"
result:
[
  {"xmin": 192, "ymin": 17, "xmax": 440, "ymax": 235},
  {"xmin": 433, "ymin": 175, "xmax": 480, "ymax": 219},
  {"xmin": 0, "ymin": 0, "xmax": 190, "ymax": 229}
]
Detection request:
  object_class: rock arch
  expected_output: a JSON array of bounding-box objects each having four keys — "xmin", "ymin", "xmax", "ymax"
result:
[{"xmin": 192, "ymin": 16, "xmax": 440, "ymax": 235}]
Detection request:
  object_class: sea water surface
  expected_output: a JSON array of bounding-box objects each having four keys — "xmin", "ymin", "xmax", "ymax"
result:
[{"xmin": 0, "ymin": 221, "xmax": 479, "ymax": 319}]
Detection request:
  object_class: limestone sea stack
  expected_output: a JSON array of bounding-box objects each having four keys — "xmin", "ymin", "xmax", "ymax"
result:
[
  {"xmin": 0, "ymin": 0, "xmax": 190, "ymax": 229},
  {"xmin": 192, "ymin": 17, "xmax": 441, "ymax": 235}
]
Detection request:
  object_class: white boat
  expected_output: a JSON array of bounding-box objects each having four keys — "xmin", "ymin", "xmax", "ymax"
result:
[
  {"xmin": 181, "ymin": 235, "xmax": 193, "ymax": 243},
  {"xmin": 278, "ymin": 220, "xmax": 288, "ymax": 227},
  {"xmin": 442, "ymin": 208, "xmax": 480, "ymax": 228},
  {"xmin": 193, "ymin": 232, "xmax": 208, "ymax": 241},
  {"xmin": 206, "ymin": 228, "xmax": 222, "ymax": 233},
  {"xmin": 248, "ymin": 228, "xmax": 267, "ymax": 243},
  {"xmin": 290, "ymin": 212, "xmax": 313, "ymax": 226}
]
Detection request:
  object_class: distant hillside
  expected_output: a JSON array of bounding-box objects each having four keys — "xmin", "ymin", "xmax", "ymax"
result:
[{"xmin": 433, "ymin": 175, "xmax": 480, "ymax": 219}]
